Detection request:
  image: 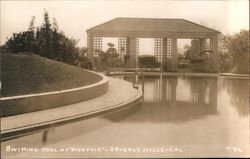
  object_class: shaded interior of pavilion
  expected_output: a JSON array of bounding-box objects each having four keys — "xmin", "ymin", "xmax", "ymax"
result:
[{"xmin": 87, "ymin": 18, "xmax": 220, "ymax": 73}]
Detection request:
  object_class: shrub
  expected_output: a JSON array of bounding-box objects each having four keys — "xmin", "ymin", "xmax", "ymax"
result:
[{"xmin": 138, "ymin": 55, "xmax": 160, "ymax": 68}]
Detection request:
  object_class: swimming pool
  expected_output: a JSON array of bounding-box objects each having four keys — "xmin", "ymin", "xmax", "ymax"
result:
[{"xmin": 2, "ymin": 75, "xmax": 249, "ymax": 158}]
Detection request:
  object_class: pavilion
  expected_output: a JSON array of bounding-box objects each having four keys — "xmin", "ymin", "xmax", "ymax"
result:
[{"xmin": 86, "ymin": 18, "xmax": 220, "ymax": 72}]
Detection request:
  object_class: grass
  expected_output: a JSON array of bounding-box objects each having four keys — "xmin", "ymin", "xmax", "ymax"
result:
[{"xmin": 1, "ymin": 53, "xmax": 102, "ymax": 97}]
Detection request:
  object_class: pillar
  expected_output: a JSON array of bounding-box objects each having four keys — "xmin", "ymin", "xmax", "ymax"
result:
[
  {"xmin": 162, "ymin": 38, "xmax": 168, "ymax": 71},
  {"xmin": 171, "ymin": 37, "xmax": 178, "ymax": 71},
  {"xmin": 118, "ymin": 37, "xmax": 127, "ymax": 62},
  {"xmin": 199, "ymin": 39, "xmax": 206, "ymax": 52},
  {"xmin": 155, "ymin": 38, "xmax": 163, "ymax": 69},
  {"xmin": 93, "ymin": 36, "xmax": 102, "ymax": 57},
  {"xmin": 191, "ymin": 38, "xmax": 206, "ymax": 59},
  {"xmin": 126, "ymin": 37, "xmax": 130, "ymax": 55},
  {"xmin": 210, "ymin": 35, "xmax": 219, "ymax": 72},
  {"xmin": 190, "ymin": 39, "xmax": 199, "ymax": 59},
  {"xmin": 128, "ymin": 36, "xmax": 137, "ymax": 68},
  {"xmin": 162, "ymin": 38, "xmax": 172, "ymax": 72},
  {"xmin": 87, "ymin": 33, "xmax": 94, "ymax": 59}
]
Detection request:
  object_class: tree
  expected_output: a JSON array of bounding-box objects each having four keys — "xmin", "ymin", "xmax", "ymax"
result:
[
  {"xmin": 4, "ymin": 16, "xmax": 36, "ymax": 53},
  {"xmin": 93, "ymin": 43, "xmax": 123, "ymax": 70},
  {"xmin": 106, "ymin": 42, "xmax": 117, "ymax": 54},
  {"xmin": 28, "ymin": 16, "xmax": 36, "ymax": 32},
  {"xmin": 218, "ymin": 34, "xmax": 233, "ymax": 72},
  {"xmin": 225, "ymin": 30, "xmax": 249, "ymax": 74},
  {"xmin": 219, "ymin": 30, "xmax": 249, "ymax": 74},
  {"xmin": 37, "ymin": 9, "xmax": 52, "ymax": 58},
  {"xmin": 3, "ymin": 9, "xmax": 92, "ymax": 69},
  {"xmin": 26, "ymin": 16, "xmax": 36, "ymax": 52},
  {"xmin": 52, "ymin": 17, "xmax": 59, "ymax": 31},
  {"xmin": 183, "ymin": 44, "xmax": 191, "ymax": 59}
]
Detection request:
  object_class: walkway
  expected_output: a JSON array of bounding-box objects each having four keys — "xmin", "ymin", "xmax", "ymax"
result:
[{"xmin": 1, "ymin": 77, "xmax": 142, "ymax": 140}]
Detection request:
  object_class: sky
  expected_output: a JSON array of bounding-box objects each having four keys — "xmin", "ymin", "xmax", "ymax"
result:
[{"xmin": 1, "ymin": 0, "xmax": 249, "ymax": 52}]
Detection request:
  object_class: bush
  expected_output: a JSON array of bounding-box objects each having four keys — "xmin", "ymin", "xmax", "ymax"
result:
[
  {"xmin": 218, "ymin": 30, "xmax": 249, "ymax": 74},
  {"xmin": 162, "ymin": 59, "xmax": 171, "ymax": 72},
  {"xmin": 94, "ymin": 51, "xmax": 124, "ymax": 70},
  {"xmin": 138, "ymin": 55, "xmax": 160, "ymax": 68}
]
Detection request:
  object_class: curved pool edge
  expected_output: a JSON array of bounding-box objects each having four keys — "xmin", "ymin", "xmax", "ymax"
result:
[
  {"xmin": 1, "ymin": 78, "xmax": 143, "ymax": 141},
  {"xmin": 1, "ymin": 71, "xmax": 109, "ymax": 117}
]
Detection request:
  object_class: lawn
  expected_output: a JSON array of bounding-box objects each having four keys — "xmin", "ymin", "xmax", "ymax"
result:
[{"xmin": 1, "ymin": 53, "xmax": 102, "ymax": 97}]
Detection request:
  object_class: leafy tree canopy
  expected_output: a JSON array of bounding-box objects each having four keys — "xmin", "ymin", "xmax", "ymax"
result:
[
  {"xmin": 93, "ymin": 43, "xmax": 123, "ymax": 70},
  {"xmin": 219, "ymin": 29, "xmax": 249, "ymax": 74},
  {"xmin": 3, "ymin": 9, "xmax": 92, "ymax": 69}
]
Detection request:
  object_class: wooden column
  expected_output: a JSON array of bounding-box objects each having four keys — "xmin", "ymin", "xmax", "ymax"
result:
[
  {"xmin": 171, "ymin": 37, "xmax": 177, "ymax": 72},
  {"xmin": 126, "ymin": 37, "xmax": 130, "ymax": 55},
  {"xmin": 155, "ymin": 38, "xmax": 163, "ymax": 70},
  {"xmin": 210, "ymin": 35, "xmax": 219, "ymax": 72},
  {"xmin": 199, "ymin": 38, "xmax": 206, "ymax": 52},
  {"xmin": 162, "ymin": 38, "xmax": 168, "ymax": 71},
  {"xmin": 128, "ymin": 36, "xmax": 137, "ymax": 68},
  {"xmin": 87, "ymin": 33, "xmax": 94, "ymax": 59},
  {"xmin": 118, "ymin": 37, "xmax": 126, "ymax": 61}
]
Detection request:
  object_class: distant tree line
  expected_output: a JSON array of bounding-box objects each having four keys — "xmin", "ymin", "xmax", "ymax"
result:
[{"xmin": 2, "ymin": 10, "xmax": 92, "ymax": 69}]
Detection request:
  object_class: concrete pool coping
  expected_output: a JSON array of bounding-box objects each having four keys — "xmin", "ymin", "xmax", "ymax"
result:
[
  {"xmin": 1, "ymin": 77, "xmax": 143, "ymax": 141},
  {"xmin": 107, "ymin": 71, "xmax": 249, "ymax": 79},
  {"xmin": 219, "ymin": 73, "xmax": 249, "ymax": 79},
  {"xmin": 106, "ymin": 72, "xmax": 219, "ymax": 77}
]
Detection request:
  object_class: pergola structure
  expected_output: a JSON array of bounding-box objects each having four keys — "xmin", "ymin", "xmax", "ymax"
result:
[{"xmin": 87, "ymin": 18, "xmax": 220, "ymax": 72}]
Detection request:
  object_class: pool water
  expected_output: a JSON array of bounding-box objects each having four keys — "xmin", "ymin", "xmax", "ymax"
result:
[{"xmin": 1, "ymin": 76, "xmax": 249, "ymax": 158}]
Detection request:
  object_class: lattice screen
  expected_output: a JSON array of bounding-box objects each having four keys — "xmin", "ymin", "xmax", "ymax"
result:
[
  {"xmin": 154, "ymin": 38, "xmax": 163, "ymax": 63},
  {"xmin": 118, "ymin": 37, "xmax": 127, "ymax": 62},
  {"xmin": 93, "ymin": 36, "xmax": 102, "ymax": 57},
  {"xmin": 165, "ymin": 38, "xmax": 172, "ymax": 59}
]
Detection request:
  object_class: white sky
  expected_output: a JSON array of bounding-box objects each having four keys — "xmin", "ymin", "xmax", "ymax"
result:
[{"xmin": 1, "ymin": 0, "xmax": 249, "ymax": 49}]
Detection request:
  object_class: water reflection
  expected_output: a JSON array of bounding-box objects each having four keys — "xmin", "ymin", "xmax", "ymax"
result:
[
  {"xmin": 2, "ymin": 76, "xmax": 249, "ymax": 158},
  {"xmin": 42, "ymin": 130, "xmax": 49, "ymax": 144},
  {"xmin": 106, "ymin": 76, "xmax": 218, "ymax": 123},
  {"xmin": 1, "ymin": 116, "xmax": 113, "ymax": 157},
  {"xmin": 220, "ymin": 78, "xmax": 249, "ymax": 117}
]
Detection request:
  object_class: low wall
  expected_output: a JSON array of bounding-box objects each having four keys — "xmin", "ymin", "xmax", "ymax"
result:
[{"xmin": 1, "ymin": 72, "xmax": 109, "ymax": 117}]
